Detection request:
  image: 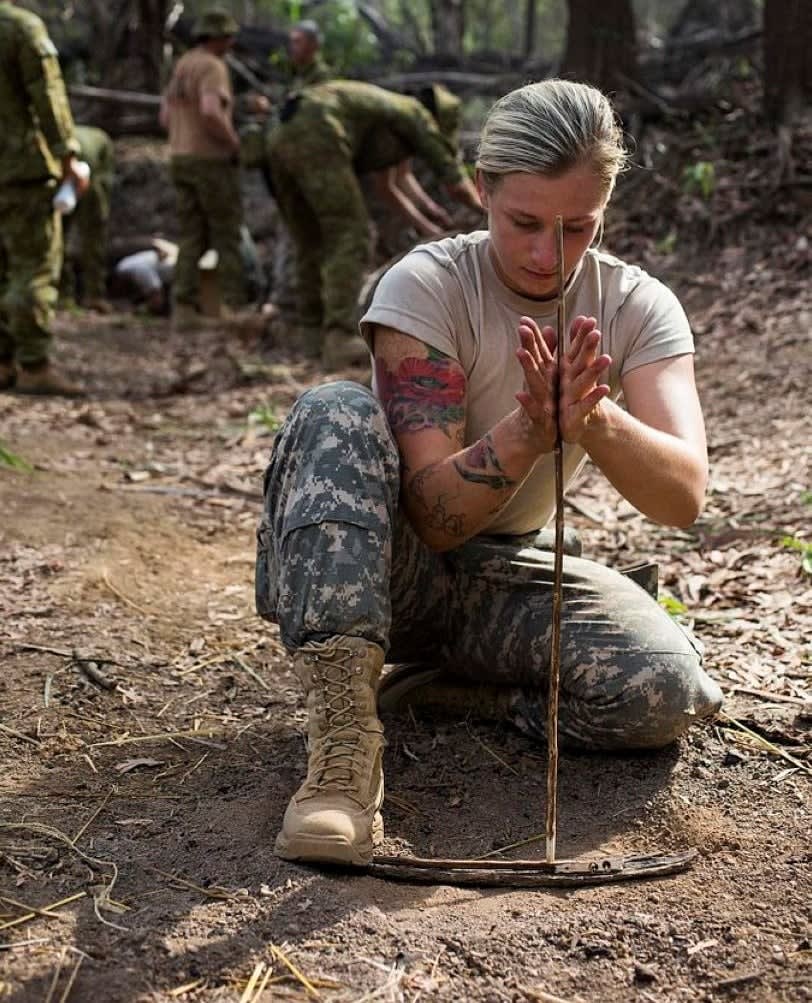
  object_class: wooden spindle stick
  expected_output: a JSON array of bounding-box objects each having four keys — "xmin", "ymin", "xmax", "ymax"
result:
[{"xmin": 545, "ymin": 215, "xmax": 566, "ymax": 864}]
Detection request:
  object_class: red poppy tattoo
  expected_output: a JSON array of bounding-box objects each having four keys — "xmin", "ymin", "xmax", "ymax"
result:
[{"xmin": 376, "ymin": 348, "xmax": 465, "ymax": 437}]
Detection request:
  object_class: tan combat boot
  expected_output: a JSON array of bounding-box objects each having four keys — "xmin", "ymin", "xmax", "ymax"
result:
[
  {"xmin": 321, "ymin": 330, "xmax": 370, "ymax": 370},
  {"xmin": 275, "ymin": 635, "xmax": 386, "ymax": 866},
  {"xmin": 15, "ymin": 362, "xmax": 86, "ymax": 398}
]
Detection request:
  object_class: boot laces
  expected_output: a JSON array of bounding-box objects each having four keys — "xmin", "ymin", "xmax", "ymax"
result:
[{"xmin": 303, "ymin": 644, "xmax": 379, "ymax": 802}]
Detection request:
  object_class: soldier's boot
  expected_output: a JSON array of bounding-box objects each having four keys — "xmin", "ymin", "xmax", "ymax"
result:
[
  {"xmin": 321, "ymin": 329, "xmax": 370, "ymax": 370},
  {"xmin": 0, "ymin": 359, "xmax": 14, "ymax": 391},
  {"xmin": 378, "ymin": 663, "xmax": 519, "ymax": 721},
  {"xmin": 275, "ymin": 635, "xmax": 386, "ymax": 866},
  {"xmin": 15, "ymin": 361, "xmax": 86, "ymax": 398}
]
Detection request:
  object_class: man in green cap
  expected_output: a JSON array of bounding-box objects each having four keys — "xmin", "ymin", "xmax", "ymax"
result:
[
  {"xmin": 160, "ymin": 6, "xmax": 246, "ymax": 324},
  {"xmin": 266, "ymin": 80, "xmax": 481, "ymax": 368},
  {"xmin": 0, "ymin": 0, "xmax": 87, "ymax": 395},
  {"xmin": 61, "ymin": 124, "xmax": 115, "ymax": 312}
]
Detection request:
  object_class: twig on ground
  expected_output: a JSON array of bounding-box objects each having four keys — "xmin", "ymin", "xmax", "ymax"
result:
[
  {"xmin": 89, "ymin": 729, "xmax": 219, "ymax": 749},
  {"xmin": 0, "ymin": 723, "xmax": 40, "ymax": 747}
]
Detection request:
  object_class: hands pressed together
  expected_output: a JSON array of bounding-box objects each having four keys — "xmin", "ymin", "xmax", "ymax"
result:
[{"xmin": 514, "ymin": 314, "xmax": 612, "ymax": 452}]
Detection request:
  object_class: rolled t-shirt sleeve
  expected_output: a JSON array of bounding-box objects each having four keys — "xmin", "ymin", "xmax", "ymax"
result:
[
  {"xmin": 360, "ymin": 248, "xmax": 464, "ymax": 360},
  {"xmin": 614, "ymin": 275, "xmax": 694, "ymax": 376}
]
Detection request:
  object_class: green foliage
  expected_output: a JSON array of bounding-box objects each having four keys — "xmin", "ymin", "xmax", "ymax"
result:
[
  {"xmin": 681, "ymin": 161, "xmax": 716, "ymax": 200},
  {"xmin": 261, "ymin": 0, "xmax": 378, "ymax": 72},
  {"xmin": 0, "ymin": 441, "xmax": 33, "ymax": 473},
  {"xmin": 249, "ymin": 403, "xmax": 284, "ymax": 433},
  {"xmin": 779, "ymin": 536, "xmax": 812, "ymax": 576},
  {"xmin": 656, "ymin": 230, "xmax": 678, "ymax": 254},
  {"xmin": 801, "ymin": 490, "xmax": 812, "ymax": 506},
  {"xmin": 659, "ymin": 593, "xmax": 688, "ymax": 618}
]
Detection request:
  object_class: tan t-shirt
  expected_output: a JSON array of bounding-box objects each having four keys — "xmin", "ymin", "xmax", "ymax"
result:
[
  {"xmin": 164, "ymin": 47, "xmax": 234, "ymax": 158},
  {"xmin": 360, "ymin": 230, "xmax": 695, "ymax": 535}
]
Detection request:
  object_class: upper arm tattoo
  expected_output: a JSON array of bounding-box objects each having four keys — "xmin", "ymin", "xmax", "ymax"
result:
[{"xmin": 376, "ymin": 347, "xmax": 465, "ymax": 439}]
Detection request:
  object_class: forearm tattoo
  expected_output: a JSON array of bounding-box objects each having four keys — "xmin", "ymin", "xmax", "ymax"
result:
[
  {"xmin": 408, "ymin": 463, "xmax": 467, "ymax": 538},
  {"xmin": 453, "ymin": 433, "xmax": 516, "ymax": 491},
  {"xmin": 376, "ymin": 348, "xmax": 465, "ymax": 438}
]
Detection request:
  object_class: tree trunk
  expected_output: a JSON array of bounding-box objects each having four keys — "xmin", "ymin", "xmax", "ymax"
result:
[
  {"xmin": 763, "ymin": 0, "xmax": 812, "ymax": 124},
  {"xmin": 430, "ymin": 0, "xmax": 466, "ymax": 61},
  {"xmin": 560, "ymin": 0, "xmax": 639, "ymax": 91},
  {"xmin": 523, "ymin": 0, "xmax": 537, "ymax": 61}
]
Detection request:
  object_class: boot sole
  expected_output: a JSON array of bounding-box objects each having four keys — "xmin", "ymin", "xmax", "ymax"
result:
[{"xmin": 274, "ymin": 812, "xmax": 383, "ymax": 867}]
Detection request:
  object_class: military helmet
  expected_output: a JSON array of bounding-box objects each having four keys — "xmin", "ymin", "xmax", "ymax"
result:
[{"xmin": 192, "ymin": 7, "xmax": 239, "ymax": 39}]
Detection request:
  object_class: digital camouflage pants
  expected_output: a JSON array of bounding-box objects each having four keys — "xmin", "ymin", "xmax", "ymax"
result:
[
  {"xmin": 256, "ymin": 382, "xmax": 724, "ymax": 750},
  {"xmin": 0, "ymin": 181, "xmax": 61, "ymax": 366}
]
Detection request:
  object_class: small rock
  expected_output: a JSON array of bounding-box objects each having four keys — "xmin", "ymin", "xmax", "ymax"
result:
[{"xmin": 634, "ymin": 961, "xmax": 658, "ymax": 984}]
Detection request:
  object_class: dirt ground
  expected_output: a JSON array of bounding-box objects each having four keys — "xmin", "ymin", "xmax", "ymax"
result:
[{"xmin": 1, "ymin": 143, "xmax": 811, "ymax": 1002}]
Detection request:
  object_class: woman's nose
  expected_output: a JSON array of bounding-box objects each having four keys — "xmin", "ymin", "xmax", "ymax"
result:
[{"xmin": 529, "ymin": 232, "xmax": 557, "ymax": 272}]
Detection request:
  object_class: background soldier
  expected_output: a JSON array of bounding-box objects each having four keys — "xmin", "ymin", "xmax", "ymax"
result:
[
  {"xmin": 0, "ymin": 0, "xmax": 87, "ymax": 396},
  {"xmin": 160, "ymin": 7, "xmax": 246, "ymax": 325},
  {"xmin": 61, "ymin": 124, "xmax": 115, "ymax": 313},
  {"xmin": 266, "ymin": 80, "xmax": 481, "ymax": 368},
  {"xmin": 287, "ymin": 20, "xmax": 331, "ymax": 89}
]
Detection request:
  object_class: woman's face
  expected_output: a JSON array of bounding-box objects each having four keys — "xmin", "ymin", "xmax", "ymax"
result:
[{"xmin": 477, "ymin": 165, "xmax": 608, "ymax": 300}]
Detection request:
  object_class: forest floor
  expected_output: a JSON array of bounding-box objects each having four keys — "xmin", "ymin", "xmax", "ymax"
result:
[{"xmin": 0, "ymin": 123, "xmax": 810, "ymax": 1002}]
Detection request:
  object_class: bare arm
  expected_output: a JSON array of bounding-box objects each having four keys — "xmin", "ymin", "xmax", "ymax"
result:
[
  {"xmin": 580, "ymin": 355, "xmax": 708, "ymax": 527},
  {"xmin": 374, "ymin": 326, "xmax": 561, "ymax": 551},
  {"xmin": 395, "ymin": 161, "xmax": 452, "ymax": 227},
  {"xmin": 372, "ymin": 167, "xmax": 444, "ymax": 237}
]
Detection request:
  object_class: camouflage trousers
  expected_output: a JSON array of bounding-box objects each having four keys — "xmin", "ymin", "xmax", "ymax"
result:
[
  {"xmin": 256, "ymin": 382, "xmax": 723, "ymax": 750},
  {"xmin": 0, "ymin": 181, "xmax": 62, "ymax": 366},
  {"xmin": 169, "ymin": 156, "xmax": 245, "ymax": 309}
]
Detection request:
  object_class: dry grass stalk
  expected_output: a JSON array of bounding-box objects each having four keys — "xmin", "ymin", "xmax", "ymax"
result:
[
  {"xmin": 270, "ymin": 943, "xmax": 322, "ymax": 999},
  {"xmin": 232, "ymin": 654, "xmax": 271, "ymax": 691},
  {"xmin": 168, "ymin": 978, "xmax": 207, "ymax": 997},
  {"xmin": 720, "ymin": 713, "xmax": 811, "ymax": 775},
  {"xmin": 0, "ymin": 895, "xmax": 65, "ymax": 920},
  {"xmin": 239, "ymin": 961, "xmax": 266, "ymax": 1002},
  {"xmin": 70, "ymin": 787, "xmax": 114, "ymax": 845},
  {"xmin": 148, "ymin": 867, "xmax": 238, "ymax": 900},
  {"xmin": 0, "ymin": 822, "xmax": 121, "ymax": 930},
  {"xmin": 465, "ymin": 725, "xmax": 520, "ymax": 776},
  {"xmin": 101, "ymin": 568, "xmax": 153, "ymax": 617},
  {"xmin": 478, "ymin": 832, "xmax": 547, "ymax": 859},
  {"xmin": 0, "ymin": 892, "xmax": 86, "ymax": 933},
  {"xmin": 89, "ymin": 729, "xmax": 218, "ymax": 749}
]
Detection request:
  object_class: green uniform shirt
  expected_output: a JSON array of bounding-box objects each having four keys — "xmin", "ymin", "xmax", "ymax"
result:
[
  {"xmin": 272, "ymin": 80, "xmax": 465, "ymax": 186},
  {"xmin": 291, "ymin": 55, "xmax": 332, "ymax": 89},
  {"xmin": 0, "ymin": 1, "xmax": 78, "ymax": 185},
  {"xmin": 75, "ymin": 124, "xmax": 114, "ymax": 180}
]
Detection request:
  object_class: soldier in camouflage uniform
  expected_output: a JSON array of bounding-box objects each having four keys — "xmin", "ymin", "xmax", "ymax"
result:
[
  {"xmin": 160, "ymin": 8, "xmax": 246, "ymax": 322},
  {"xmin": 256, "ymin": 79, "xmax": 723, "ymax": 868},
  {"xmin": 0, "ymin": 0, "xmax": 86, "ymax": 395},
  {"xmin": 287, "ymin": 20, "xmax": 331, "ymax": 89},
  {"xmin": 61, "ymin": 124, "xmax": 115, "ymax": 311},
  {"xmin": 266, "ymin": 80, "xmax": 481, "ymax": 368}
]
